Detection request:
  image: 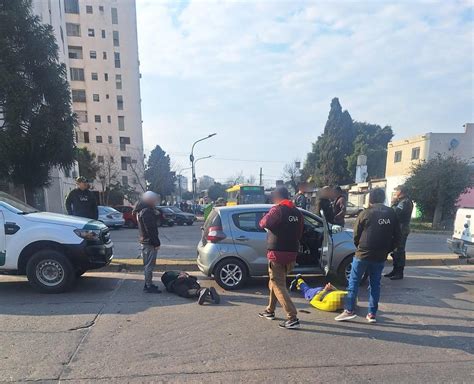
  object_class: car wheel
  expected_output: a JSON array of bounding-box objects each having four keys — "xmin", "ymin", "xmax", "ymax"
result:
[
  {"xmin": 26, "ymin": 249, "xmax": 75, "ymax": 293},
  {"xmin": 125, "ymin": 220, "xmax": 135, "ymax": 229},
  {"xmin": 337, "ymin": 255, "xmax": 368, "ymax": 287},
  {"xmin": 214, "ymin": 258, "xmax": 248, "ymax": 290}
]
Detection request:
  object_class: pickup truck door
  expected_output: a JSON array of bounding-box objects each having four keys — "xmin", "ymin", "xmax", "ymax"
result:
[
  {"xmin": 319, "ymin": 210, "xmax": 333, "ymax": 275},
  {"xmin": 0, "ymin": 211, "xmax": 5, "ymax": 266}
]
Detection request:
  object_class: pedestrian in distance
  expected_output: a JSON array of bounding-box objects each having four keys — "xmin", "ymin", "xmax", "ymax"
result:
[
  {"xmin": 133, "ymin": 191, "xmax": 162, "ymax": 293},
  {"xmin": 314, "ymin": 186, "xmax": 335, "ymax": 224},
  {"xmin": 294, "ymin": 185, "xmax": 308, "ymax": 210},
  {"xmin": 332, "ymin": 186, "xmax": 347, "ymax": 227},
  {"xmin": 335, "ymin": 188, "xmax": 401, "ymax": 323},
  {"xmin": 65, "ymin": 176, "xmax": 98, "ymax": 220},
  {"xmin": 385, "ymin": 184, "xmax": 414, "ymax": 280},
  {"xmin": 258, "ymin": 186, "xmax": 304, "ymax": 329}
]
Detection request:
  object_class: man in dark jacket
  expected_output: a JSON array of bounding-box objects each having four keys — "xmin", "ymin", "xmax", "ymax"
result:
[
  {"xmin": 335, "ymin": 188, "xmax": 401, "ymax": 323},
  {"xmin": 294, "ymin": 186, "xmax": 307, "ymax": 210},
  {"xmin": 161, "ymin": 271, "xmax": 220, "ymax": 305},
  {"xmin": 65, "ymin": 177, "xmax": 98, "ymax": 220},
  {"xmin": 258, "ymin": 186, "xmax": 304, "ymax": 329},
  {"xmin": 314, "ymin": 186, "xmax": 334, "ymax": 224},
  {"xmin": 332, "ymin": 186, "xmax": 347, "ymax": 227},
  {"xmin": 385, "ymin": 185, "xmax": 414, "ymax": 280},
  {"xmin": 134, "ymin": 191, "xmax": 161, "ymax": 293}
]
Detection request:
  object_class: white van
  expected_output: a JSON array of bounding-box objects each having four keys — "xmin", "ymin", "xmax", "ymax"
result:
[
  {"xmin": 0, "ymin": 192, "xmax": 113, "ymax": 293},
  {"xmin": 447, "ymin": 207, "xmax": 473, "ymax": 259}
]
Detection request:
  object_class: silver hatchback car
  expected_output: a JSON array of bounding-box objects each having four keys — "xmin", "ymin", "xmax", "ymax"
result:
[{"xmin": 197, "ymin": 204, "xmax": 357, "ymax": 290}]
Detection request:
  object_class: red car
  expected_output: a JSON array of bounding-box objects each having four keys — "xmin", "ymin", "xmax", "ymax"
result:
[{"xmin": 114, "ymin": 205, "xmax": 137, "ymax": 228}]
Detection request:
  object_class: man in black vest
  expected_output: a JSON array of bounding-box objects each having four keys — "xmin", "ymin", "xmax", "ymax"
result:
[
  {"xmin": 65, "ymin": 177, "xmax": 98, "ymax": 220},
  {"xmin": 258, "ymin": 187, "xmax": 304, "ymax": 329}
]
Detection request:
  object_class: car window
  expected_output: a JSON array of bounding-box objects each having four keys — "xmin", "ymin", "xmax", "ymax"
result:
[
  {"xmin": 232, "ymin": 212, "xmax": 266, "ymax": 232},
  {"xmin": 303, "ymin": 213, "xmax": 322, "ymax": 228}
]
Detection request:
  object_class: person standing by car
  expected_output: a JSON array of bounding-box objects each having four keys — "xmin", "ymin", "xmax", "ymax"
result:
[
  {"xmin": 314, "ymin": 186, "xmax": 334, "ymax": 223},
  {"xmin": 258, "ymin": 186, "xmax": 304, "ymax": 329},
  {"xmin": 335, "ymin": 188, "xmax": 401, "ymax": 323},
  {"xmin": 332, "ymin": 186, "xmax": 347, "ymax": 227},
  {"xmin": 385, "ymin": 185, "xmax": 414, "ymax": 280},
  {"xmin": 65, "ymin": 177, "xmax": 98, "ymax": 220},
  {"xmin": 133, "ymin": 191, "xmax": 162, "ymax": 293},
  {"xmin": 294, "ymin": 186, "xmax": 308, "ymax": 210}
]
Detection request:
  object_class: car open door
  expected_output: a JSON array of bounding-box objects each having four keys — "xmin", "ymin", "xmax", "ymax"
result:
[
  {"xmin": 0, "ymin": 211, "xmax": 5, "ymax": 267},
  {"xmin": 319, "ymin": 210, "xmax": 333, "ymax": 275}
]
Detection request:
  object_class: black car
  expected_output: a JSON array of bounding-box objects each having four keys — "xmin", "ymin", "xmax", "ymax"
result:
[
  {"xmin": 168, "ymin": 206, "xmax": 196, "ymax": 226},
  {"xmin": 156, "ymin": 206, "xmax": 176, "ymax": 227}
]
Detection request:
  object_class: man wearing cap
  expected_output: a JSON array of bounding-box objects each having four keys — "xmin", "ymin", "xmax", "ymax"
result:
[
  {"xmin": 258, "ymin": 186, "xmax": 304, "ymax": 329},
  {"xmin": 65, "ymin": 177, "xmax": 98, "ymax": 220}
]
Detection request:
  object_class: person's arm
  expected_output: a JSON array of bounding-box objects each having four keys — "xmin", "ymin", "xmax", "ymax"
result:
[
  {"xmin": 65, "ymin": 191, "xmax": 74, "ymax": 215},
  {"xmin": 142, "ymin": 209, "xmax": 161, "ymax": 247},
  {"xmin": 259, "ymin": 206, "xmax": 281, "ymax": 231},
  {"xmin": 353, "ymin": 210, "xmax": 365, "ymax": 247},
  {"xmin": 334, "ymin": 197, "xmax": 346, "ymax": 222},
  {"xmin": 391, "ymin": 215, "xmax": 402, "ymax": 252}
]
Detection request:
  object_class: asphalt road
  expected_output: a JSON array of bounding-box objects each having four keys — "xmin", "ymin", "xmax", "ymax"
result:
[
  {"xmin": 110, "ymin": 223, "xmax": 452, "ymax": 260},
  {"xmin": 0, "ymin": 265, "xmax": 473, "ymax": 382}
]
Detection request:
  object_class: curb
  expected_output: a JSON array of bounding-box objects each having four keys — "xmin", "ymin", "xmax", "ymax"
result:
[{"xmin": 410, "ymin": 229, "xmax": 452, "ymax": 235}]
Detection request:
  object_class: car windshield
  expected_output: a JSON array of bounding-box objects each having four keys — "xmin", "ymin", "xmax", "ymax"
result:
[
  {"xmin": 0, "ymin": 192, "xmax": 39, "ymax": 214},
  {"xmin": 170, "ymin": 207, "xmax": 183, "ymax": 213}
]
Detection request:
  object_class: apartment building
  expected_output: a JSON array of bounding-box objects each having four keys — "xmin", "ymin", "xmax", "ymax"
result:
[{"xmin": 64, "ymin": 0, "xmax": 144, "ymax": 198}]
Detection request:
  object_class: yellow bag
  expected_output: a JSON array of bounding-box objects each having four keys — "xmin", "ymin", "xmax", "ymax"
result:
[{"xmin": 310, "ymin": 289, "xmax": 347, "ymax": 312}]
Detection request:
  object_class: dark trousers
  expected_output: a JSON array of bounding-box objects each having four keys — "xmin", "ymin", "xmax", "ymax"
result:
[{"xmin": 392, "ymin": 232, "xmax": 409, "ymax": 270}]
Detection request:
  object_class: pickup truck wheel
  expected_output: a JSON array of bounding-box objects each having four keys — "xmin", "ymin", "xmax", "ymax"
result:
[
  {"xmin": 214, "ymin": 258, "xmax": 248, "ymax": 290},
  {"xmin": 26, "ymin": 249, "xmax": 75, "ymax": 293}
]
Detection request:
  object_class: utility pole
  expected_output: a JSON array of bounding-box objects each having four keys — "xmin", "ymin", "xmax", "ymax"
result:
[{"xmin": 259, "ymin": 167, "xmax": 263, "ymax": 186}]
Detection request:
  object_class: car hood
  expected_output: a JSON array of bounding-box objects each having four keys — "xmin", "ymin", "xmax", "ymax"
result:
[{"xmin": 23, "ymin": 212, "xmax": 106, "ymax": 230}]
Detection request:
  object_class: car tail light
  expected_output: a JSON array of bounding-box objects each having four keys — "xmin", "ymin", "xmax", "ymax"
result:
[{"xmin": 206, "ymin": 226, "xmax": 226, "ymax": 243}]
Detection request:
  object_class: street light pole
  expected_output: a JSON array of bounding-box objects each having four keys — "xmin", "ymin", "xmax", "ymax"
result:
[{"xmin": 190, "ymin": 134, "xmax": 216, "ymax": 212}]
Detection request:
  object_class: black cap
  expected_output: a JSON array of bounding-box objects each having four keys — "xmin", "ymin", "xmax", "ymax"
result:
[{"xmin": 273, "ymin": 186, "xmax": 290, "ymax": 200}]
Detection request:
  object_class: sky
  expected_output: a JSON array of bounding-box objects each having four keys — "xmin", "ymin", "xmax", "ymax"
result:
[{"xmin": 136, "ymin": 0, "xmax": 473, "ymax": 187}]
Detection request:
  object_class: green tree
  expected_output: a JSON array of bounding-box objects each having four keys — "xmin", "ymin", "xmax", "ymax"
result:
[
  {"xmin": 303, "ymin": 98, "xmax": 355, "ymax": 186},
  {"xmin": 207, "ymin": 182, "xmax": 227, "ymax": 201},
  {"xmin": 145, "ymin": 145, "xmax": 175, "ymax": 197},
  {"xmin": 75, "ymin": 148, "xmax": 100, "ymax": 181},
  {"xmin": 346, "ymin": 122, "xmax": 393, "ymax": 180},
  {"xmin": 404, "ymin": 155, "xmax": 474, "ymax": 228},
  {"xmin": 0, "ymin": 0, "xmax": 76, "ymax": 204}
]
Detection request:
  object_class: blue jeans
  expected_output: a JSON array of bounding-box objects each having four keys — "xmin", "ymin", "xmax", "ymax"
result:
[
  {"xmin": 345, "ymin": 257, "xmax": 385, "ymax": 315},
  {"xmin": 299, "ymin": 282, "xmax": 324, "ymax": 301}
]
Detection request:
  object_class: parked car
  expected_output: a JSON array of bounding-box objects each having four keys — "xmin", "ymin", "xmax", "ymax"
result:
[
  {"xmin": 168, "ymin": 206, "xmax": 196, "ymax": 226},
  {"xmin": 447, "ymin": 207, "xmax": 473, "ymax": 259},
  {"xmin": 0, "ymin": 192, "xmax": 113, "ymax": 293},
  {"xmin": 98, "ymin": 206, "xmax": 125, "ymax": 229},
  {"xmin": 197, "ymin": 204, "xmax": 359, "ymax": 290},
  {"xmin": 115, "ymin": 205, "xmax": 137, "ymax": 228},
  {"xmin": 156, "ymin": 206, "xmax": 175, "ymax": 227},
  {"xmin": 345, "ymin": 201, "xmax": 364, "ymax": 217}
]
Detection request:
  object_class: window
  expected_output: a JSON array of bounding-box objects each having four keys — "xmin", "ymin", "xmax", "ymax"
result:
[
  {"xmin": 115, "ymin": 74, "xmax": 122, "ymax": 89},
  {"xmin": 117, "ymin": 95, "xmax": 123, "ymax": 110},
  {"xmin": 110, "ymin": 156, "xmax": 114, "ymax": 163},
  {"xmin": 99, "ymin": 5, "xmax": 104, "ymax": 13},
  {"xmin": 114, "ymin": 52, "xmax": 121, "ymax": 68},
  {"xmin": 108, "ymin": 136, "xmax": 113, "ymax": 144},
  {"xmin": 86, "ymin": 5, "xmax": 93, "ymax": 14},
  {"xmin": 122, "ymin": 176, "xmax": 129, "ymax": 186},
  {"xmin": 98, "ymin": 155, "xmax": 104, "ymax": 163},
  {"xmin": 101, "ymin": 29, "xmax": 106, "ymax": 38},
  {"xmin": 83, "ymin": 132, "xmax": 90, "ymax": 143},
  {"xmin": 72, "ymin": 89, "xmax": 86, "ymax": 102},
  {"xmin": 121, "ymin": 157, "xmax": 130, "ymax": 171},
  {"xmin": 394, "ymin": 150, "xmax": 402, "ymax": 163},
  {"xmin": 93, "ymin": 94, "xmax": 100, "ymax": 102},
  {"xmin": 120, "ymin": 136, "xmax": 130, "ymax": 151},
  {"xmin": 70, "ymin": 68, "xmax": 84, "ymax": 81},
  {"xmin": 113, "ymin": 30, "xmax": 120, "ymax": 46},
  {"xmin": 68, "ymin": 45, "xmax": 83, "ymax": 59},
  {"xmin": 118, "ymin": 116, "xmax": 125, "ymax": 131},
  {"xmin": 232, "ymin": 212, "xmax": 266, "ymax": 232},
  {"xmin": 94, "ymin": 115, "xmax": 101, "ymax": 123},
  {"xmin": 106, "ymin": 94, "xmax": 110, "ymax": 99},
  {"xmin": 107, "ymin": 115, "xmax": 111, "ymax": 123},
  {"xmin": 90, "ymin": 50, "xmax": 97, "ymax": 59},
  {"xmin": 411, "ymin": 147, "xmax": 420, "ymax": 160},
  {"xmin": 96, "ymin": 135, "xmax": 103, "ymax": 143},
  {"xmin": 103, "ymin": 51, "xmax": 107, "ymax": 59},
  {"xmin": 104, "ymin": 73, "xmax": 109, "ymax": 81},
  {"xmin": 111, "ymin": 7, "xmax": 118, "ymax": 24},
  {"xmin": 65, "ymin": 0, "xmax": 79, "ymax": 14},
  {"xmin": 88, "ymin": 28, "xmax": 95, "ymax": 37},
  {"xmin": 91, "ymin": 72, "xmax": 98, "ymax": 80},
  {"xmin": 76, "ymin": 110, "xmax": 88, "ymax": 123},
  {"xmin": 66, "ymin": 23, "xmax": 81, "ymax": 36}
]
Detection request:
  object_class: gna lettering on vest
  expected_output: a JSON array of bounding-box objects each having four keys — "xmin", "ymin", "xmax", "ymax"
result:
[
  {"xmin": 378, "ymin": 218, "xmax": 391, "ymax": 225},
  {"xmin": 288, "ymin": 215, "xmax": 300, "ymax": 222}
]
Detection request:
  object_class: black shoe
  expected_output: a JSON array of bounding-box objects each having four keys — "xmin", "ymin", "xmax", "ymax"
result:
[
  {"xmin": 279, "ymin": 319, "xmax": 301, "ymax": 329},
  {"xmin": 390, "ymin": 274, "xmax": 404, "ymax": 280},
  {"xmin": 198, "ymin": 288, "xmax": 210, "ymax": 305},
  {"xmin": 258, "ymin": 310, "xmax": 275, "ymax": 320},
  {"xmin": 209, "ymin": 287, "xmax": 220, "ymax": 304},
  {"xmin": 384, "ymin": 269, "xmax": 396, "ymax": 278},
  {"xmin": 289, "ymin": 274, "xmax": 302, "ymax": 291},
  {"xmin": 144, "ymin": 285, "xmax": 162, "ymax": 293}
]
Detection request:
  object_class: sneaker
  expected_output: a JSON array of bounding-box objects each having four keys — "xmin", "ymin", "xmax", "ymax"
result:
[
  {"xmin": 278, "ymin": 319, "xmax": 301, "ymax": 329},
  {"xmin": 335, "ymin": 310, "xmax": 357, "ymax": 322},
  {"xmin": 366, "ymin": 314, "xmax": 377, "ymax": 323},
  {"xmin": 289, "ymin": 274, "xmax": 302, "ymax": 291},
  {"xmin": 198, "ymin": 288, "xmax": 210, "ymax": 305},
  {"xmin": 144, "ymin": 285, "xmax": 162, "ymax": 293},
  {"xmin": 258, "ymin": 310, "xmax": 275, "ymax": 320},
  {"xmin": 209, "ymin": 287, "xmax": 220, "ymax": 304}
]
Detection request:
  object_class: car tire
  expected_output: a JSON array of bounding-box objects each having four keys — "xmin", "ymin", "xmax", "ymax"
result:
[
  {"xmin": 124, "ymin": 220, "xmax": 135, "ymax": 229},
  {"xmin": 26, "ymin": 249, "xmax": 76, "ymax": 293},
  {"xmin": 214, "ymin": 258, "xmax": 248, "ymax": 290},
  {"xmin": 336, "ymin": 255, "xmax": 368, "ymax": 287}
]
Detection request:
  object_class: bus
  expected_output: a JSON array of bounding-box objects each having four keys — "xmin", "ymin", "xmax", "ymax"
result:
[{"xmin": 226, "ymin": 185, "xmax": 266, "ymax": 206}]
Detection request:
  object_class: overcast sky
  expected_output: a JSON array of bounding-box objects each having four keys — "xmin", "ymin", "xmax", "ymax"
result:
[{"xmin": 136, "ymin": 0, "xmax": 473, "ymax": 186}]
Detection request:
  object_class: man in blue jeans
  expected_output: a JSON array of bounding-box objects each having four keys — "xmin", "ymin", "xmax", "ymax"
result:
[{"xmin": 335, "ymin": 188, "xmax": 401, "ymax": 323}]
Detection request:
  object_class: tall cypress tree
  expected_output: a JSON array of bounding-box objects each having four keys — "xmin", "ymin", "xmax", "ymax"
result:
[
  {"xmin": 144, "ymin": 146, "xmax": 176, "ymax": 198},
  {"xmin": 0, "ymin": 0, "xmax": 76, "ymax": 203}
]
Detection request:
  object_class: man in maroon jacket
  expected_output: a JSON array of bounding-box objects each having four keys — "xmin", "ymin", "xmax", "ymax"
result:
[{"xmin": 258, "ymin": 187, "xmax": 304, "ymax": 329}]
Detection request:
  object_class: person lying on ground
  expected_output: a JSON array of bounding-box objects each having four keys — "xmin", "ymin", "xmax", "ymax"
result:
[{"xmin": 161, "ymin": 271, "xmax": 220, "ymax": 305}]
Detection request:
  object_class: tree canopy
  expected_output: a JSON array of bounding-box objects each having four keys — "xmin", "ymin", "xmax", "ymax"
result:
[
  {"xmin": 404, "ymin": 155, "xmax": 474, "ymax": 228},
  {"xmin": 0, "ymin": 0, "xmax": 76, "ymax": 202},
  {"xmin": 145, "ymin": 145, "xmax": 175, "ymax": 198},
  {"xmin": 75, "ymin": 147, "xmax": 99, "ymax": 182},
  {"xmin": 207, "ymin": 182, "xmax": 227, "ymax": 201}
]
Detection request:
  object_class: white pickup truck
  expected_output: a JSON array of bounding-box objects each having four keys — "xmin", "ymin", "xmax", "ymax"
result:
[
  {"xmin": 0, "ymin": 192, "xmax": 113, "ymax": 293},
  {"xmin": 447, "ymin": 207, "xmax": 473, "ymax": 259}
]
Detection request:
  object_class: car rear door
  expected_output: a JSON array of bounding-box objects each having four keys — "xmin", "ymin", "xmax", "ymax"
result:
[
  {"xmin": 228, "ymin": 210, "xmax": 268, "ymax": 275},
  {"xmin": 319, "ymin": 210, "xmax": 333, "ymax": 275},
  {"xmin": 0, "ymin": 211, "xmax": 5, "ymax": 267}
]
